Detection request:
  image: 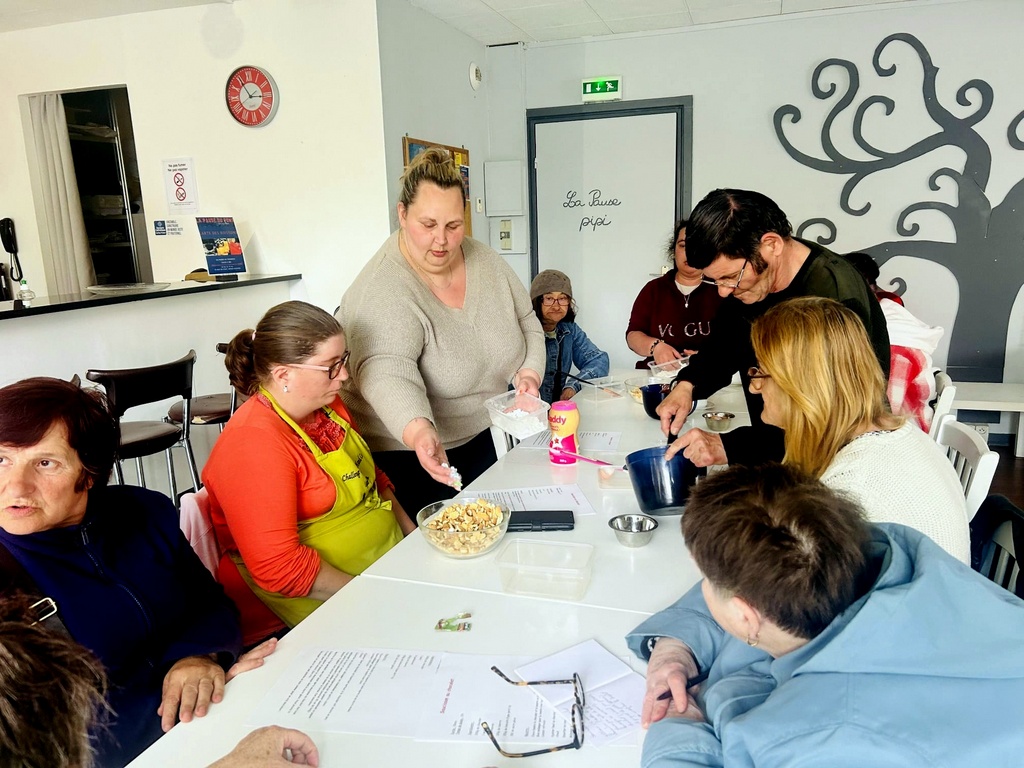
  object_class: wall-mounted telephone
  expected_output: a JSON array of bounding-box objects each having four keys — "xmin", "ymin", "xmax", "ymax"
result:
[
  {"xmin": 0, "ymin": 218, "xmax": 19, "ymax": 301},
  {"xmin": 0, "ymin": 217, "xmax": 21, "ymax": 277}
]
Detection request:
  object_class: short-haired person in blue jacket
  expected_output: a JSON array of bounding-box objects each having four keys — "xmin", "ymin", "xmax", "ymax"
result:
[
  {"xmin": 628, "ymin": 463, "xmax": 1024, "ymax": 768},
  {"xmin": 530, "ymin": 269, "xmax": 609, "ymax": 403}
]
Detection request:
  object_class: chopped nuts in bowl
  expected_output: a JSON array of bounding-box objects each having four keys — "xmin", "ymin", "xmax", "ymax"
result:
[{"xmin": 416, "ymin": 499, "xmax": 510, "ymax": 559}]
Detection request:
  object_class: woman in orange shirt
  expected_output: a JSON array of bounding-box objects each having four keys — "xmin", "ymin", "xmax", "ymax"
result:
[{"xmin": 203, "ymin": 301, "xmax": 414, "ymax": 645}]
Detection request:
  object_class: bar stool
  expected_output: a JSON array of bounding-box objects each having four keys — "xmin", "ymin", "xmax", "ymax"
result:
[
  {"xmin": 86, "ymin": 350, "xmax": 201, "ymax": 498},
  {"xmin": 165, "ymin": 342, "xmax": 242, "ymax": 432}
]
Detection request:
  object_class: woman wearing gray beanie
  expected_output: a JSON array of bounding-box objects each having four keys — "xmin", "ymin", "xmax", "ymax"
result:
[{"xmin": 530, "ymin": 269, "xmax": 609, "ymax": 403}]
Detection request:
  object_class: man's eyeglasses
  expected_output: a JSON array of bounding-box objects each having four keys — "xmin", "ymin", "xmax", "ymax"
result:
[
  {"xmin": 747, "ymin": 366, "xmax": 771, "ymax": 380},
  {"xmin": 701, "ymin": 260, "xmax": 747, "ymax": 290},
  {"xmin": 480, "ymin": 666, "xmax": 585, "ymax": 758},
  {"xmin": 288, "ymin": 350, "xmax": 351, "ymax": 380}
]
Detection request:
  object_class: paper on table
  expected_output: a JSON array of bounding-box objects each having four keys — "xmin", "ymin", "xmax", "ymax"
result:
[
  {"xmin": 245, "ymin": 648, "xmax": 443, "ymax": 734},
  {"xmin": 517, "ymin": 431, "xmax": 622, "ymax": 450},
  {"xmin": 245, "ymin": 648, "xmax": 574, "ymax": 744},
  {"xmin": 459, "ymin": 484, "xmax": 596, "ymax": 516},
  {"xmin": 516, "ymin": 638, "xmax": 646, "ymax": 747},
  {"xmin": 414, "ymin": 653, "xmax": 573, "ymax": 744}
]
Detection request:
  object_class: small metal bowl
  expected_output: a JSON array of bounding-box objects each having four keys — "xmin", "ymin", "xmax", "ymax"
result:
[
  {"xmin": 608, "ymin": 513, "xmax": 659, "ymax": 547},
  {"xmin": 702, "ymin": 411, "xmax": 735, "ymax": 432}
]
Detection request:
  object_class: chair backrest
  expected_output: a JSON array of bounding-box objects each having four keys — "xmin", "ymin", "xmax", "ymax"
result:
[
  {"xmin": 179, "ymin": 487, "xmax": 221, "ymax": 578},
  {"xmin": 86, "ymin": 350, "xmax": 197, "ymax": 418},
  {"xmin": 928, "ymin": 371, "xmax": 956, "ymax": 438},
  {"xmin": 973, "ymin": 495, "xmax": 1024, "ymax": 598},
  {"xmin": 935, "ymin": 418, "xmax": 999, "ymax": 520}
]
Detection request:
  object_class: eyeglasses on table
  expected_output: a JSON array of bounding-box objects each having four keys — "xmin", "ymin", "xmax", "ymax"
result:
[{"xmin": 480, "ymin": 666, "xmax": 585, "ymax": 758}]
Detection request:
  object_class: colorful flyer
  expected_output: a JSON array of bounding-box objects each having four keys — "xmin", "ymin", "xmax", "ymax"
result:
[{"xmin": 196, "ymin": 217, "xmax": 246, "ymax": 274}]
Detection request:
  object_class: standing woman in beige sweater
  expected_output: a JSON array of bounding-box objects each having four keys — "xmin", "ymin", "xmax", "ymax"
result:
[{"xmin": 340, "ymin": 148, "xmax": 545, "ymax": 515}]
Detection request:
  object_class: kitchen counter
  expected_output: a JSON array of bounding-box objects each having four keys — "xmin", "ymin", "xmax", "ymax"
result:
[{"xmin": 0, "ymin": 273, "xmax": 300, "ymax": 320}]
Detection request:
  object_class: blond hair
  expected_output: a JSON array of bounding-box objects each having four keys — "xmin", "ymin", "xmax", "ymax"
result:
[
  {"xmin": 398, "ymin": 146, "xmax": 465, "ymax": 207},
  {"xmin": 750, "ymin": 297, "xmax": 901, "ymax": 478}
]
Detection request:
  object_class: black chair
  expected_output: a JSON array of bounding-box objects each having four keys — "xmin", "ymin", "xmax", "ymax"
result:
[
  {"xmin": 971, "ymin": 494, "xmax": 1024, "ymax": 599},
  {"xmin": 86, "ymin": 350, "xmax": 201, "ymax": 498},
  {"xmin": 166, "ymin": 343, "xmax": 240, "ymax": 432}
]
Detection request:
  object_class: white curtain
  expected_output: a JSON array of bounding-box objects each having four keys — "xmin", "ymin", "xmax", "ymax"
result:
[{"xmin": 26, "ymin": 93, "xmax": 95, "ymax": 294}]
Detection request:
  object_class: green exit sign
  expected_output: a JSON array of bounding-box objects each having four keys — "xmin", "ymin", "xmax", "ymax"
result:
[{"xmin": 582, "ymin": 76, "xmax": 622, "ymax": 103}]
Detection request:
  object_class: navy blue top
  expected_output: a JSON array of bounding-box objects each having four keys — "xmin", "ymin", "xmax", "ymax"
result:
[{"xmin": 0, "ymin": 485, "xmax": 241, "ymax": 767}]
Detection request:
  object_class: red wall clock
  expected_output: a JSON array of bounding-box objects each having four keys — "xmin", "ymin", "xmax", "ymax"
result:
[{"xmin": 225, "ymin": 65, "xmax": 279, "ymax": 127}]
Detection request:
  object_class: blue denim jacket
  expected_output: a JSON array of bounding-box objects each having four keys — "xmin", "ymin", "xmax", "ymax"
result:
[{"xmin": 540, "ymin": 321, "xmax": 610, "ymax": 403}]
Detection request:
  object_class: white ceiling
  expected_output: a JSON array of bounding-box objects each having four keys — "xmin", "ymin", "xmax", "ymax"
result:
[
  {"xmin": 0, "ymin": 0, "xmax": 232, "ymax": 34},
  {"xmin": 0, "ymin": 0, "xmax": 934, "ymax": 41},
  {"xmin": 408, "ymin": 0, "xmax": 927, "ymax": 45}
]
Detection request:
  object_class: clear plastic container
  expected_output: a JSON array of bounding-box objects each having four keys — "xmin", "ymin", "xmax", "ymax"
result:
[
  {"xmin": 648, "ymin": 357, "xmax": 689, "ymax": 382},
  {"xmin": 496, "ymin": 539, "xmax": 595, "ymax": 601},
  {"xmin": 484, "ymin": 390, "xmax": 550, "ymax": 439},
  {"xmin": 624, "ymin": 375, "xmax": 654, "ymax": 404},
  {"xmin": 576, "ymin": 375, "xmax": 626, "ymax": 402}
]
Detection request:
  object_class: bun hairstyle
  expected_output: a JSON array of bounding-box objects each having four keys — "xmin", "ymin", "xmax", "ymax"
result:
[
  {"xmin": 397, "ymin": 146, "xmax": 466, "ymax": 208},
  {"xmin": 225, "ymin": 300, "xmax": 342, "ymax": 395}
]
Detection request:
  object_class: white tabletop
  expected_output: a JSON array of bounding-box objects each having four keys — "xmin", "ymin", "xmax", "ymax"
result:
[
  {"xmin": 364, "ymin": 382, "xmax": 750, "ymax": 614},
  {"xmin": 127, "ymin": 578, "xmax": 648, "ymax": 768},
  {"xmin": 130, "ymin": 379, "xmax": 749, "ymax": 767}
]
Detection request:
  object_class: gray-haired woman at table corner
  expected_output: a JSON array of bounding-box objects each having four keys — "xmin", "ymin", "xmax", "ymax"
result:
[
  {"xmin": 339, "ymin": 146, "xmax": 545, "ymax": 515},
  {"xmin": 530, "ymin": 268, "xmax": 609, "ymax": 403}
]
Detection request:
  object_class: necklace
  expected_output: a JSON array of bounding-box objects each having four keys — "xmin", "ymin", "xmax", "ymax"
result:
[{"xmin": 400, "ymin": 230, "xmax": 455, "ymax": 290}]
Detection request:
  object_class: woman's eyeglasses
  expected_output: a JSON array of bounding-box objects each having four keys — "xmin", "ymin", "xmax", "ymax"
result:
[
  {"xmin": 542, "ymin": 296, "xmax": 571, "ymax": 306},
  {"xmin": 288, "ymin": 350, "xmax": 351, "ymax": 380},
  {"xmin": 480, "ymin": 666, "xmax": 584, "ymax": 758},
  {"xmin": 747, "ymin": 366, "xmax": 771, "ymax": 380}
]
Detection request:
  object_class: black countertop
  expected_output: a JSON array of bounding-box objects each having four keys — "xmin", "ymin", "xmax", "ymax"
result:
[{"xmin": 0, "ymin": 273, "xmax": 301, "ymax": 321}]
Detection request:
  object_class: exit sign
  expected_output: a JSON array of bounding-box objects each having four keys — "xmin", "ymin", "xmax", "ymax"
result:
[{"xmin": 582, "ymin": 76, "xmax": 622, "ymax": 103}]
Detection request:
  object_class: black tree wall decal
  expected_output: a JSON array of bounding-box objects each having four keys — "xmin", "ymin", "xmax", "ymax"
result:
[{"xmin": 774, "ymin": 32, "xmax": 1024, "ymax": 382}]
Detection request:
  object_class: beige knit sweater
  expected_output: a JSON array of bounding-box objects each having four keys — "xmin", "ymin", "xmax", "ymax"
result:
[{"xmin": 339, "ymin": 232, "xmax": 545, "ymax": 452}]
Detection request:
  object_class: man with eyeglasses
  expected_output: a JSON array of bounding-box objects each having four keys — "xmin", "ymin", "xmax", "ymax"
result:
[{"xmin": 660, "ymin": 189, "xmax": 889, "ymax": 467}]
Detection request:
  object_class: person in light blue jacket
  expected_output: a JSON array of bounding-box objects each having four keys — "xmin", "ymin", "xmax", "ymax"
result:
[
  {"xmin": 628, "ymin": 463, "xmax": 1024, "ymax": 768},
  {"xmin": 530, "ymin": 269, "xmax": 609, "ymax": 403}
]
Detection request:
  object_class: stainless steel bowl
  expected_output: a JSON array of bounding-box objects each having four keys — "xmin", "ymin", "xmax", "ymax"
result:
[
  {"xmin": 702, "ymin": 411, "xmax": 735, "ymax": 432},
  {"xmin": 608, "ymin": 513, "xmax": 658, "ymax": 547}
]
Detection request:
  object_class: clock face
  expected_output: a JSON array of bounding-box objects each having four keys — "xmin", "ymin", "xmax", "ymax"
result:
[{"xmin": 226, "ymin": 65, "xmax": 279, "ymax": 127}]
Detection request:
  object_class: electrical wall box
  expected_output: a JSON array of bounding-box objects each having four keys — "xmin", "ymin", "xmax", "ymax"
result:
[
  {"xmin": 489, "ymin": 216, "xmax": 526, "ymax": 255},
  {"xmin": 484, "ymin": 160, "xmax": 524, "ymax": 216}
]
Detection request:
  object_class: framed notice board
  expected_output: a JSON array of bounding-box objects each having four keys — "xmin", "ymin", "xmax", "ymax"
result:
[{"xmin": 402, "ymin": 136, "xmax": 472, "ymax": 236}]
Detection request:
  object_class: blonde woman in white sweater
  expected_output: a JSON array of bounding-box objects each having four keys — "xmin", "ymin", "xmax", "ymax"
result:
[
  {"xmin": 340, "ymin": 148, "xmax": 545, "ymax": 514},
  {"xmin": 748, "ymin": 297, "xmax": 970, "ymax": 562}
]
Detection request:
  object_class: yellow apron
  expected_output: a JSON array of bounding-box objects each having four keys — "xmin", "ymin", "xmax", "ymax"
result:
[{"xmin": 232, "ymin": 389, "xmax": 403, "ymax": 627}]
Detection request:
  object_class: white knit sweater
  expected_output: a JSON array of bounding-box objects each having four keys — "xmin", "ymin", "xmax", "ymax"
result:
[
  {"xmin": 820, "ymin": 422, "xmax": 971, "ymax": 563},
  {"xmin": 339, "ymin": 232, "xmax": 545, "ymax": 452}
]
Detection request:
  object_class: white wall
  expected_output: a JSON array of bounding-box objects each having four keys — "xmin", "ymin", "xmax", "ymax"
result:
[
  {"xmin": 376, "ymin": 0, "xmax": 491, "ymax": 242},
  {"xmin": 1, "ymin": 281, "xmax": 295, "ymax": 497},
  {"xmin": 0, "ymin": 0, "xmax": 391, "ymax": 312},
  {"xmin": 489, "ymin": 0, "xmax": 1024, "ymax": 390}
]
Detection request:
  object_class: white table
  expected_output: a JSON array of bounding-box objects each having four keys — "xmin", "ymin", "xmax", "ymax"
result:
[
  {"xmin": 952, "ymin": 381, "xmax": 1024, "ymax": 457},
  {"xmin": 365, "ymin": 381, "xmax": 750, "ymax": 614},
  {"xmin": 129, "ymin": 381, "xmax": 748, "ymax": 767},
  {"xmin": 127, "ymin": 579, "xmax": 647, "ymax": 768}
]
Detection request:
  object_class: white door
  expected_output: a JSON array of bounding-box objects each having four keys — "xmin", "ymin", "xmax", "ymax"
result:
[{"xmin": 534, "ymin": 112, "xmax": 681, "ymax": 370}]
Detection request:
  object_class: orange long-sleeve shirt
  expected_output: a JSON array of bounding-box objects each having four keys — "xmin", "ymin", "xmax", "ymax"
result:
[{"xmin": 202, "ymin": 394, "xmax": 393, "ymax": 601}]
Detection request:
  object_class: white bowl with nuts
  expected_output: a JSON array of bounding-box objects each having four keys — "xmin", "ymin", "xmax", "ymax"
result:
[{"xmin": 416, "ymin": 499, "xmax": 510, "ymax": 559}]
